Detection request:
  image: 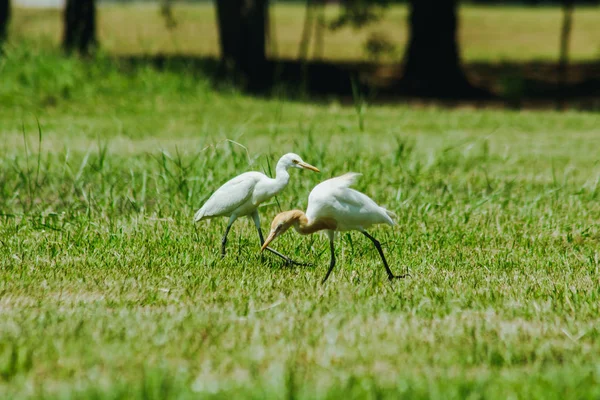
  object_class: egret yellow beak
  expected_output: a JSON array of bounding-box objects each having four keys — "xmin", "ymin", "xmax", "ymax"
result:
[
  {"xmin": 261, "ymin": 231, "xmax": 277, "ymax": 252},
  {"xmin": 298, "ymin": 161, "xmax": 320, "ymax": 173}
]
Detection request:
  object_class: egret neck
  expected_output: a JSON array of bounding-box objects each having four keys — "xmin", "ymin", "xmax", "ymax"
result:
[
  {"xmin": 261, "ymin": 210, "xmax": 337, "ymax": 251},
  {"xmin": 284, "ymin": 210, "xmax": 338, "ymax": 235},
  {"xmin": 295, "ymin": 211, "xmax": 337, "ymax": 234},
  {"xmin": 268, "ymin": 158, "xmax": 293, "ymax": 196}
]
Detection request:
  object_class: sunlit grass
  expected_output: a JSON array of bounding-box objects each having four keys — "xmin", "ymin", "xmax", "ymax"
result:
[
  {"xmin": 10, "ymin": 3, "xmax": 600, "ymax": 62},
  {"xmin": 1, "ymin": 39, "xmax": 600, "ymax": 398}
]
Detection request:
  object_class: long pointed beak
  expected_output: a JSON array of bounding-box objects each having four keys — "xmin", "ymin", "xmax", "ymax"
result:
[
  {"xmin": 298, "ymin": 161, "xmax": 320, "ymax": 173},
  {"xmin": 261, "ymin": 231, "xmax": 277, "ymax": 252}
]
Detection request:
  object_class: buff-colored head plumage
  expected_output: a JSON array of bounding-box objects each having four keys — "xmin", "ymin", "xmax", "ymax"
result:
[{"xmin": 260, "ymin": 210, "xmax": 304, "ymax": 251}]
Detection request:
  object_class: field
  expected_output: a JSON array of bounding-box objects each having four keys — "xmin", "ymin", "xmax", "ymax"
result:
[
  {"xmin": 10, "ymin": 3, "xmax": 600, "ymax": 62},
  {"xmin": 2, "ymin": 3, "xmax": 600, "ymax": 399}
]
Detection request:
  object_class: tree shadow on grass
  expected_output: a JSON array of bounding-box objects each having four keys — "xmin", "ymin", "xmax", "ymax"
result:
[{"xmin": 117, "ymin": 54, "xmax": 600, "ymax": 110}]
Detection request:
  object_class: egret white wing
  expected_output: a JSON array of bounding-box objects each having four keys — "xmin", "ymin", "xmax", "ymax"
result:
[
  {"xmin": 194, "ymin": 172, "xmax": 262, "ymax": 221},
  {"xmin": 332, "ymin": 188, "xmax": 394, "ymax": 228},
  {"xmin": 307, "ymin": 173, "xmax": 394, "ymax": 230},
  {"xmin": 307, "ymin": 172, "xmax": 361, "ymax": 208}
]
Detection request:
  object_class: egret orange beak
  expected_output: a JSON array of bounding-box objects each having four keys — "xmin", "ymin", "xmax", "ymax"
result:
[
  {"xmin": 261, "ymin": 231, "xmax": 277, "ymax": 252},
  {"xmin": 298, "ymin": 161, "xmax": 320, "ymax": 173}
]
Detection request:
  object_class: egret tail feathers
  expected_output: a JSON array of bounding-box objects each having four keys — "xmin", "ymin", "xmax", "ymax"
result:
[
  {"xmin": 193, "ymin": 208, "xmax": 206, "ymax": 223},
  {"xmin": 331, "ymin": 172, "xmax": 362, "ymax": 188}
]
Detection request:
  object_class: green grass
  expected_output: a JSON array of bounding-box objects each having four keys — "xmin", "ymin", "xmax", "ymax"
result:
[
  {"xmin": 1, "ymin": 45, "xmax": 600, "ymax": 399},
  {"xmin": 10, "ymin": 3, "xmax": 600, "ymax": 62}
]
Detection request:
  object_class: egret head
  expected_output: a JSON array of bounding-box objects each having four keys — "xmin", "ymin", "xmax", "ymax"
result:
[
  {"xmin": 278, "ymin": 153, "xmax": 320, "ymax": 173},
  {"xmin": 260, "ymin": 210, "xmax": 304, "ymax": 252}
]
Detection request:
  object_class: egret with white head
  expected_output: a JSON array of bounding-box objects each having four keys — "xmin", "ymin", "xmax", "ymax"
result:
[{"xmin": 194, "ymin": 153, "xmax": 320, "ymax": 263}]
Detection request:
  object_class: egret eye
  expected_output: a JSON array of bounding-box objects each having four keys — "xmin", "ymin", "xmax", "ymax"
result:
[{"xmin": 292, "ymin": 159, "xmax": 300, "ymax": 164}]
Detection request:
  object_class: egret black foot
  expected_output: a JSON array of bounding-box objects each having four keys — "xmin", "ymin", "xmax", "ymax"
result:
[
  {"xmin": 388, "ymin": 271, "xmax": 411, "ymax": 281},
  {"xmin": 264, "ymin": 246, "xmax": 310, "ymax": 267},
  {"xmin": 282, "ymin": 257, "xmax": 311, "ymax": 267}
]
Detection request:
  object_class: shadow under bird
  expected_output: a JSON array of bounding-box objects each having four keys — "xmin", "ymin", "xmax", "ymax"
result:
[
  {"xmin": 261, "ymin": 172, "xmax": 409, "ymax": 283},
  {"xmin": 194, "ymin": 153, "xmax": 320, "ymax": 264}
]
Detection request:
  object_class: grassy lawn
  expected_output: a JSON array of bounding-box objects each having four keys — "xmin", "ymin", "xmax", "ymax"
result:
[
  {"xmin": 10, "ymin": 3, "xmax": 600, "ymax": 62},
  {"xmin": 2, "ymin": 15, "xmax": 600, "ymax": 399}
]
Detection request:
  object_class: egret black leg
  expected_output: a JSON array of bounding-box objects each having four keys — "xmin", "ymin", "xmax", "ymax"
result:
[
  {"xmin": 256, "ymin": 226, "xmax": 266, "ymax": 262},
  {"xmin": 221, "ymin": 216, "xmax": 236, "ymax": 258},
  {"xmin": 361, "ymin": 231, "xmax": 409, "ymax": 281},
  {"xmin": 251, "ymin": 212, "xmax": 308, "ymax": 266},
  {"xmin": 321, "ymin": 235, "xmax": 336, "ymax": 284}
]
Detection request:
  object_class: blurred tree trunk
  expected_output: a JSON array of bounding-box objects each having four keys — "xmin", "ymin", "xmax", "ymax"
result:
[
  {"xmin": 0, "ymin": 0, "xmax": 9, "ymax": 42},
  {"xmin": 63, "ymin": 0, "xmax": 97, "ymax": 54},
  {"xmin": 557, "ymin": 0, "xmax": 574, "ymax": 110},
  {"xmin": 313, "ymin": 2, "xmax": 325, "ymax": 60},
  {"xmin": 400, "ymin": 0, "xmax": 486, "ymax": 98},
  {"xmin": 215, "ymin": 0, "xmax": 268, "ymax": 89},
  {"xmin": 298, "ymin": 0, "xmax": 315, "ymax": 60},
  {"xmin": 298, "ymin": 0, "xmax": 325, "ymax": 61}
]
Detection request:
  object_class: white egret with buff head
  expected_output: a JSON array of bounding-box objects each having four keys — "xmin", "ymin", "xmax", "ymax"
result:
[{"xmin": 261, "ymin": 172, "xmax": 409, "ymax": 283}]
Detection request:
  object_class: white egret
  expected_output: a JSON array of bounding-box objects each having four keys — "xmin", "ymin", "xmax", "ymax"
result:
[
  {"xmin": 261, "ymin": 172, "xmax": 409, "ymax": 283},
  {"xmin": 194, "ymin": 153, "xmax": 320, "ymax": 263}
]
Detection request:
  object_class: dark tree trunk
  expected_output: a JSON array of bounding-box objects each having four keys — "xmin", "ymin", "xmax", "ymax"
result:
[
  {"xmin": 63, "ymin": 0, "xmax": 97, "ymax": 54},
  {"xmin": 298, "ymin": 0, "xmax": 315, "ymax": 60},
  {"xmin": 215, "ymin": 0, "xmax": 268, "ymax": 90},
  {"xmin": 399, "ymin": 0, "xmax": 487, "ymax": 98},
  {"xmin": 0, "ymin": 0, "xmax": 10, "ymax": 42},
  {"xmin": 557, "ymin": 0, "xmax": 574, "ymax": 110}
]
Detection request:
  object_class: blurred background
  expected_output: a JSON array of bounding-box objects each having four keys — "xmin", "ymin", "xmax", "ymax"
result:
[{"xmin": 1, "ymin": 0, "xmax": 599, "ymax": 109}]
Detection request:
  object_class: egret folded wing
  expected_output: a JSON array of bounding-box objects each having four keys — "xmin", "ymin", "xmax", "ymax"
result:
[{"xmin": 194, "ymin": 174, "xmax": 260, "ymax": 221}]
